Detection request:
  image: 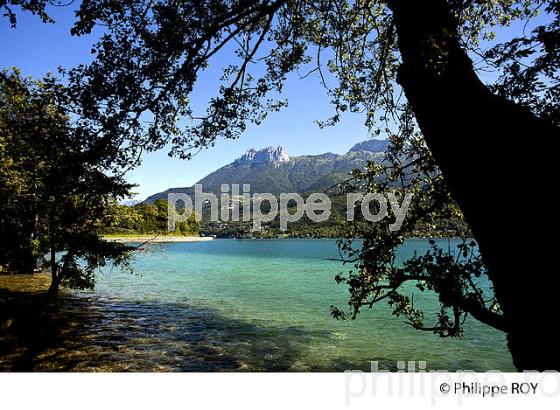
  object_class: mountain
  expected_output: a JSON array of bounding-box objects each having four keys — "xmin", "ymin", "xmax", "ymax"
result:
[
  {"xmin": 143, "ymin": 139, "xmax": 388, "ymax": 203},
  {"xmin": 348, "ymin": 139, "xmax": 390, "ymax": 153},
  {"xmin": 233, "ymin": 146, "xmax": 290, "ymax": 166}
]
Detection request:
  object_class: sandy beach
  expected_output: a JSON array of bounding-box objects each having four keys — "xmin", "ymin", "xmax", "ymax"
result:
[{"xmin": 103, "ymin": 236, "xmax": 214, "ymax": 243}]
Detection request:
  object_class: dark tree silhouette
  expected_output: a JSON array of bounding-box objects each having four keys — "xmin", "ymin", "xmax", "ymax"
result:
[
  {"xmin": 0, "ymin": 0, "xmax": 55, "ymax": 27},
  {"xmin": 385, "ymin": 0, "xmax": 558, "ymax": 371},
  {"xmin": 0, "ymin": 70, "xmax": 133, "ymax": 295}
]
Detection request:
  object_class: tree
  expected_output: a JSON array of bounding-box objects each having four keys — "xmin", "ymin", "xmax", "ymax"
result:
[
  {"xmin": 102, "ymin": 201, "xmax": 144, "ymax": 234},
  {"xmin": 1, "ymin": 68, "xmax": 55, "ymax": 274},
  {"xmin": 332, "ymin": 118, "xmax": 503, "ymax": 337},
  {"xmin": 174, "ymin": 210, "xmax": 200, "ymax": 236},
  {"xmin": 102, "ymin": 201, "xmax": 200, "ymax": 236},
  {"xmin": 0, "ymin": 0, "xmax": 54, "ymax": 28},
  {"xmin": 0, "ymin": 70, "xmax": 134, "ymax": 296},
  {"xmin": 5, "ymin": 0, "xmax": 558, "ymax": 369}
]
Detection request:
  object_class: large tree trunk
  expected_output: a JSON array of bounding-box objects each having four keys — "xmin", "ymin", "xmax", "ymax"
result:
[
  {"xmin": 47, "ymin": 219, "xmax": 60, "ymax": 298},
  {"xmin": 388, "ymin": 0, "xmax": 559, "ymax": 370},
  {"xmin": 47, "ymin": 244, "xmax": 59, "ymax": 298},
  {"xmin": 47, "ymin": 274, "xmax": 60, "ymax": 298}
]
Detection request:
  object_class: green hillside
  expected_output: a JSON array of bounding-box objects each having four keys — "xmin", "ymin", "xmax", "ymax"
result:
[{"xmin": 143, "ymin": 140, "xmax": 388, "ymax": 202}]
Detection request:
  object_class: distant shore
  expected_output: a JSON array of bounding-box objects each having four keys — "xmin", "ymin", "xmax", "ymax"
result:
[{"xmin": 102, "ymin": 235, "xmax": 214, "ymax": 243}]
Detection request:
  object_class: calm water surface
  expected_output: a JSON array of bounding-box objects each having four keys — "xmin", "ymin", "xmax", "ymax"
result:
[
  {"xmin": 92, "ymin": 238, "xmax": 513, "ymax": 371},
  {"xmin": 1, "ymin": 238, "xmax": 515, "ymax": 371}
]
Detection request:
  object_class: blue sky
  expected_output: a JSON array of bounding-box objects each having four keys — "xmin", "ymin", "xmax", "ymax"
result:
[
  {"xmin": 0, "ymin": 4, "xmax": 545, "ymax": 200},
  {"xmin": 0, "ymin": 6, "xmax": 372, "ymax": 200}
]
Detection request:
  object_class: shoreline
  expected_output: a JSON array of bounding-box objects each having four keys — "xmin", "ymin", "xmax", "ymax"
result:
[
  {"xmin": 102, "ymin": 235, "xmax": 214, "ymax": 243},
  {"xmin": 1, "ymin": 238, "xmax": 510, "ymax": 372}
]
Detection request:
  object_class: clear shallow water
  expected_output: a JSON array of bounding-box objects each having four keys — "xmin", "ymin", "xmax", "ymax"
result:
[
  {"xmin": 77, "ymin": 238, "xmax": 512, "ymax": 371},
  {"xmin": 0, "ymin": 238, "xmax": 514, "ymax": 371}
]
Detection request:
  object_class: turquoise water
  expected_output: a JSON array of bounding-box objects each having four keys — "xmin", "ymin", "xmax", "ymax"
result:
[{"xmin": 86, "ymin": 238, "xmax": 514, "ymax": 371}]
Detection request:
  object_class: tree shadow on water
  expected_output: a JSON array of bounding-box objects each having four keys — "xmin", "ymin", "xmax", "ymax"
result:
[{"xmin": 1, "ymin": 289, "xmax": 381, "ymax": 372}]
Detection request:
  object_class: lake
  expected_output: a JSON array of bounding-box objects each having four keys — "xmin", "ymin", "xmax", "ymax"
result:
[
  {"xmin": 0, "ymin": 238, "xmax": 515, "ymax": 371},
  {"xmin": 87, "ymin": 238, "xmax": 513, "ymax": 371}
]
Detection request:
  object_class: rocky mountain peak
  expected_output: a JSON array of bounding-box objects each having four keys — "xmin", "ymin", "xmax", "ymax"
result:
[
  {"xmin": 233, "ymin": 146, "xmax": 290, "ymax": 166},
  {"xmin": 348, "ymin": 139, "xmax": 389, "ymax": 154}
]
